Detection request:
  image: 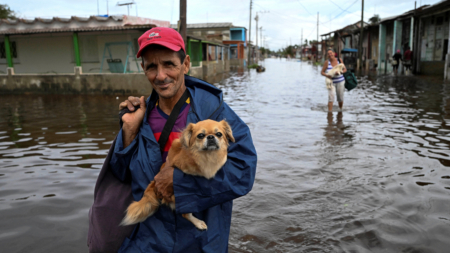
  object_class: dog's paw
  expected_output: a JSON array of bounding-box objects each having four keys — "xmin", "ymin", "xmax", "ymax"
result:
[{"xmin": 194, "ymin": 220, "xmax": 208, "ymax": 230}]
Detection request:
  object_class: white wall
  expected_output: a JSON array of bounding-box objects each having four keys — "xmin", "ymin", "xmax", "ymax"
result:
[
  {"xmin": 1, "ymin": 30, "xmax": 144, "ymax": 74},
  {"xmin": 1, "ymin": 33, "xmax": 74, "ymax": 74}
]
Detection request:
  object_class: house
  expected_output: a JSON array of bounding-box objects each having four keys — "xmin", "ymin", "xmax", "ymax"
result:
[
  {"xmin": 171, "ymin": 22, "xmax": 248, "ymax": 78},
  {"xmin": 377, "ymin": 6, "xmax": 419, "ymax": 73},
  {"xmin": 0, "ymin": 15, "xmax": 170, "ymax": 75},
  {"xmin": 171, "ymin": 22, "xmax": 247, "ymax": 61},
  {"xmin": 320, "ymin": 21, "xmax": 369, "ymax": 62},
  {"xmin": 412, "ymin": 2, "xmax": 450, "ymax": 78}
]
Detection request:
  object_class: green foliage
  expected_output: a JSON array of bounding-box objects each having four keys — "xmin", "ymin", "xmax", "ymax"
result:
[
  {"xmin": 369, "ymin": 14, "xmax": 380, "ymax": 25},
  {"xmin": 248, "ymin": 64, "xmax": 259, "ymax": 69},
  {"xmin": 0, "ymin": 4, "xmax": 16, "ymax": 19},
  {"xmin": 277, "ymin": 45, "xmax": 301, "ymax": 57},
  {"xmin": 260, "ymin": 47, "xmax": 273, "ymax": 56}
]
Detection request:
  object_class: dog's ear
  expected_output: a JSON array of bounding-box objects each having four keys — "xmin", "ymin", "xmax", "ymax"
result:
[
  {"xmin": 181, "ymin": 123, "xmax": 194, "ymax": 148},
  {"xmin": 220, "ymin": 120, "xmax": 235, "ymax": 143}
]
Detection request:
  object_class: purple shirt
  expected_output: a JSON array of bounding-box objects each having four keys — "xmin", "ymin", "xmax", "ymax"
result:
[{"xmin": 148, "ymin": 99, "xmax": 191, "ymax": 162}]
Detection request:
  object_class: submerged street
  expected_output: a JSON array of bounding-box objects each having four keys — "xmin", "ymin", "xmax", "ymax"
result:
[{"xmin": 1, "ymin": 58, "xmax": 450, "ymax": 252}]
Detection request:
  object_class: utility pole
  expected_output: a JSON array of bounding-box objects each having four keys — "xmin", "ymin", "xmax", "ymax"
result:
[
  {"xmin": 301, "ymin": 28, "xmax": 303, "ymax": 59},
  {"xmin": 317, "ymin": 12, "xmax": 319, "ymax": 61},
  {"xmin": 260, "ymin": 26, "xmax": 263, "ymax": 50},
  {"xmin": 260, "ymin": 26, "xmax": 263, "ymax": 58},
  {"xmin": 248, "ymin": 0, "xmax": 253, "ymax": 65},
  {"xmin": 106, "ymin": 0, "xmax": 109, "ymax": 16},
  {"xmin": 180, "ymin": 0, "xmax": 187, "ymax": 48},
  {"xmin": 255, "ymin": 13, "xmax": 259, "ymax": 63},
  {"xmin": 359, "ymin": 0, "xmax": 364, "ymax": 71}
]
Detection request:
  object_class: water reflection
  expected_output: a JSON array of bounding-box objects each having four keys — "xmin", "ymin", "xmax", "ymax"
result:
[{"xmin": 324, "ymin": 112, "xmax": 345, "ymax": 145}]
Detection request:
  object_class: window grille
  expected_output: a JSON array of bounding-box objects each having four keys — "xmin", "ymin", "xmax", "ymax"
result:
[{"xmin": 0, "ymin": 41, "xmax": 18, "ymax": 58}]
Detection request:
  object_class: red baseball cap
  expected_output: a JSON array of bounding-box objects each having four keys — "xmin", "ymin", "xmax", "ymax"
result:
[{"xmin": 136, "ymin": 27, "xmax": 185, "ymax": 58}]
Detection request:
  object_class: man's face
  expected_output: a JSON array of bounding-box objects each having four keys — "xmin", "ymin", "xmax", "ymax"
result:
[{"xmin": 141, "ymin": 46, "xmax": 190, "ymax": 99}]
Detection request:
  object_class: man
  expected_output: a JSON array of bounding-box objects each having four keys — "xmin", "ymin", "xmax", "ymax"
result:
[{"xmin": 87, "ymin": 27, "xmax": 257, "ymax": 252}]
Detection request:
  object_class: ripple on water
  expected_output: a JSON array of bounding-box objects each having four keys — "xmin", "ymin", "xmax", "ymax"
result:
[{"xmin": 2, "ymin": 61, "xmax": 450, "ymax": 252}]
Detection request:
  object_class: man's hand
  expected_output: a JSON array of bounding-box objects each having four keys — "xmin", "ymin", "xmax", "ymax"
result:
[
  {"xmin": 120, "ymin": 96, "xmax": 146, "ymax": 148},
  {"xmin": 119, "ymin": 96, "xmax": 142, "ymax": 111},
  {"xmin": 154, "ymin": 160, "xmax": 175, "ymax": 203}
]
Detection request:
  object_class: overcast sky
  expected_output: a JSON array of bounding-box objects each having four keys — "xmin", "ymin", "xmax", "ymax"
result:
[{"xmin": 7, "ymin": 0, "xmax": 444, "ymax": 50}]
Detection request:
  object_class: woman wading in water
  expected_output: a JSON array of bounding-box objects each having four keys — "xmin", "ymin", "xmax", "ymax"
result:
[{"xmin": 321, "ymin": 49, "xmax": 347, "ymax": 112}]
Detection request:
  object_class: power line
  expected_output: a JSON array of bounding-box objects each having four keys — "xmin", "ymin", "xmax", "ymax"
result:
[
  {"xmin": 296, "ymin": 0, "xmax": 313, "ymax": 16},
  {"xmin": 326, "ymin": 0, "xmax": 358, "ymax": 16},
  {"xmin": 327, "ymin": 0, "xmax": 359, "ymax": 23}
]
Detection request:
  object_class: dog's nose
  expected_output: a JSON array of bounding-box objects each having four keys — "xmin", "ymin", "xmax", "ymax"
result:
[{"xmin": 207, "ymin": 135, "xmax": 214, "ymax": 140}]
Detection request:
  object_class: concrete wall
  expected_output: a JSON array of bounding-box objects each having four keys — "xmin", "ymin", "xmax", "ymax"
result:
[
  {"xmin": 1, "ymin": 59, "xmax": 235, "ymax": 95},
  {"xmin": 189, "ymin": 60, "xmax": 230, "ymax": 80},
  {"xmin": 0, "ymin": 72, "xmax": 151, "ymax": 95},
  {"xmin": 420, "ymin": 61, "xmax": 445, "ymax": 75},
  {"xmin": 0, "ymin": 30, "xmax": 142, "ymax": 74},
  {"xmin": 190, "ymin": 65, "xmax": 203, "ymax": 79}
]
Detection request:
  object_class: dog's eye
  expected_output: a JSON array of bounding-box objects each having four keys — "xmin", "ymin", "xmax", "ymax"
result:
[
  {"xmin": 216, "ymin": 132, "xmax": 223, "ymax": 137},
  {"xmin": 197, "ymin": 133, "xmax": 205, "ymax": 139}
]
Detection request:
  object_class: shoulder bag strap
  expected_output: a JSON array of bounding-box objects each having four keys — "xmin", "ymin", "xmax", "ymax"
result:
[{"xmin": 158, "ymin": 89, "xmax": 190, "ymax": 154}]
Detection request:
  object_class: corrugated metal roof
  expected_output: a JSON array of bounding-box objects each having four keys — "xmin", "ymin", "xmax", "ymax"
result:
[
  {"xmin": 0, "ymin": 15, "xmax": 170, "ymax": 35},
  {"xmin": 1, "ymin": 15, "xmax": 123, "ymax": 25},
  {"xmin": 0, "ymin": 25, "xmax": 155, "ymax": 35},
  {"xmin": 320, "ymin": 21, "xmax": 369, "ymax": 36},
  {"xmin": 170, "ymin": 22, "xmax": 234, "ymax": 29}
]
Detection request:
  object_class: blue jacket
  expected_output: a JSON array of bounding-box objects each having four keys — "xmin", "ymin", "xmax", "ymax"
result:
[{"xmin": 110, "ymin": 75, "xmax": 257, "ymax": 252}]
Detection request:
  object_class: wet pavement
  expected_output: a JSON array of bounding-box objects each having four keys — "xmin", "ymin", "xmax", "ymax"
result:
[{"xmin": 1, "ymin": 59, "xmax": 450, "ymax": 252}]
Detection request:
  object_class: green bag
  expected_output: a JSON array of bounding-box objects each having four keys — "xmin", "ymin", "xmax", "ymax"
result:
[
  {"xmin": 337, "ymin": 58, "xmax": 357, "ymax": 91},
  {"xmin": 343, "ymin": 71, "xmax": 357, "ymax": 91}
]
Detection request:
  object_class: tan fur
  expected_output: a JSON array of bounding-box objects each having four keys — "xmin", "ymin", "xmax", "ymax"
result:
[
  {"xmin": 326, "ymin": 63, "xmax": 345, "ymax": 89},
  {"xmin": 121, "ymin": 119, "xmax": 234, "ymax": 230}
]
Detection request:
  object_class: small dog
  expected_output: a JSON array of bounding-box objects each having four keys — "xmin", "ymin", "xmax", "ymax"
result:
[
  {"xmin": 326, "ymin": 63, "xmax": 345, "ymax": 89},
  {"xmin": 120, "ymin": 119, "xmax": 235, "ymax": 230}
]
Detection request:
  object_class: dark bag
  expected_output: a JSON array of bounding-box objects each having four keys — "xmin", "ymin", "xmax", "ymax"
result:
[
  {"xmin": 337, "ymin": 58, "xmax": 357, "ymax": 91},
  {"xmin": 87, "ymin": 139, "xmax": 136, "ymax": 253},
  {"xmin": 343, "ymin": 71, "xmax": 357, "ymax": 91}
]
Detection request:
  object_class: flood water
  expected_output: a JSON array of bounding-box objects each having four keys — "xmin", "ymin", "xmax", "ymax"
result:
[{"xmin": 1, "ymin": 59, "xmax": 450, "ymax": 252}]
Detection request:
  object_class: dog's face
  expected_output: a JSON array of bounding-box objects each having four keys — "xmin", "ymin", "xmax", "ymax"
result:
[{"xmin": 181, "ymin": 119, "xmax": 235, "ymax": 151}]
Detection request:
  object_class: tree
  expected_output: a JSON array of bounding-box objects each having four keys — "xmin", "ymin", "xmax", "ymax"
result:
[
  {"xmin": 0, "ymin": 4, "xmax": 16, "ymax": 19},
  {"xmin": 369, "ymin": 14, "xmax": 380, "ymax": 25},
  {"xmin": 260, "ymin": 47, "xmax": 273, "ymax": 56}
]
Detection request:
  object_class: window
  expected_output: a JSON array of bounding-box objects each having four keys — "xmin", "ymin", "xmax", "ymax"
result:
[
  {"xmin": 0, "ymin": 41, "xmax": 18, "ymax": 58},
  {"xmin": 79, "ymin": 36, "xmax": 99, "ymax": 62}
]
